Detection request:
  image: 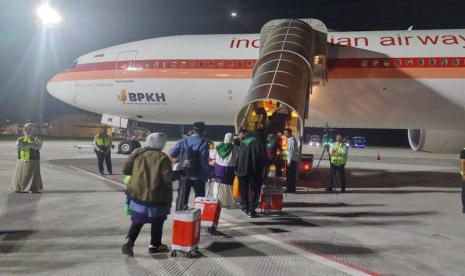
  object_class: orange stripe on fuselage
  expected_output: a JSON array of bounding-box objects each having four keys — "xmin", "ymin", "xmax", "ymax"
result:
[{"xmin": 49, "ymin": 67, "xmax": 465, "ymax": 82}]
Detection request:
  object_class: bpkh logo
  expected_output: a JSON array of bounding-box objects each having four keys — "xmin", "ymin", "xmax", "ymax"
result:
[{"xmin": 117, "ymin": 89, "xmax": 166, "ymax": 105}]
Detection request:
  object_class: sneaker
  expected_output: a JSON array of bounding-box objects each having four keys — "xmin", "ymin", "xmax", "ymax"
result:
[
  {"xmin": 241, "ymin": 209, "xmax": 250, "ymax": 216},
  {"xmin": 249, "ymin": 211, "xmax": 258, "ymax": 218},
  {"xmin": 122, "ymin": 243, "xmax": 134, "ymax": 257},
  {"xmin": 148, "ymin": 244, "xmax": 169, "ymax": 254}
]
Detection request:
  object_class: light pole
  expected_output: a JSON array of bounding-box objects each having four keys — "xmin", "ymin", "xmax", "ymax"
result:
[{"xmin": 35, "ymin": 3, "xmax": 62, "ymax": 135}]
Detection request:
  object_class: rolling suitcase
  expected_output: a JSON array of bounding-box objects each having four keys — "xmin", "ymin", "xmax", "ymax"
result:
[
  {"xmin": 193, "ymin": 197, "xmax": 222, "ymax": 234},
  {"xmin": 171, "ymin": 208, "xmax": 201, "ymax": 258}
]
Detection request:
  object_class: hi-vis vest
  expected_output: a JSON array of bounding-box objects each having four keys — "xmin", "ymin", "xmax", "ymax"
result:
[
  {"xmin": 286, "ymin": 137, "xmax": 299, "ymax": 162},
  {"xmin": 96, "ymin": 135, "xmax": 111, "ymax": 147},
  {"xmin": 330, "ymin": 142, "xmax": 347, "ymax": 166},
  {"xmin": 17, "ymin": 135, "xmax": 40, "ymax": 161}
]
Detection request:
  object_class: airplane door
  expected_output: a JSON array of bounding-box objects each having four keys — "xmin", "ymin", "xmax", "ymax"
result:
[{"xmin": 115, "ymin": 51, "xmax": 138, "ymax": 81}]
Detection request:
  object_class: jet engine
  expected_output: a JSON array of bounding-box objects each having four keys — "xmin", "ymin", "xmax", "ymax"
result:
[{"xmin": 408, "ymin": 129, "xmax": 465, "ymax": 153}]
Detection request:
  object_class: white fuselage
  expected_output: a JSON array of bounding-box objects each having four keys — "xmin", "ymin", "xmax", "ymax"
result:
[{"xmin": 47, "ymin": 30, "xmax": 465, "ymax": 129}]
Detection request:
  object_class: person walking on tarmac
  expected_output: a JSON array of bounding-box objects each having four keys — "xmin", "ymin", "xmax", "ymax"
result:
[
  {"xmin": 122, "ymin": 133, "xmax": 182, "ymax": 256},
  {"xmin": 11, "ymin": 123, "xmax": 43, "ymax": 193},
  {"xmin": 170, "ymin": 122, "xmax": 211, "ymax": 211},
  {"xmin": 93, "ymin": 127, "xmax": 113, "ymax": 175},
  {"xmin": 237, "ymin": 131, "xmax": 267, "ymax": 218},
  {"xmin": 327, "ymin": 134, "xmax": 348, "ymax": 192},
  {"xmin": 459, "ymin": 148, "xmax": 465, "ymax": 213},
  {"xmin": 284, "ymin": 128, "xmax": 299, "ymax": 193}
]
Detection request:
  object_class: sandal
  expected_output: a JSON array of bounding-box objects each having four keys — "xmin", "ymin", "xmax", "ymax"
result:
[{"xmin": 148, "ymin": 244, "xmax": 169, "ymax": 254}]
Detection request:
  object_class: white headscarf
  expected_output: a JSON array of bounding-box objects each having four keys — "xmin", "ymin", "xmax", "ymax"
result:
[
  {"xmin": 145, "ymin": 132, "xmax": 167, "ymax": 150},
  {"xmin": 224, "ymin": 132, "xmax": 234, "ymax": 144}
]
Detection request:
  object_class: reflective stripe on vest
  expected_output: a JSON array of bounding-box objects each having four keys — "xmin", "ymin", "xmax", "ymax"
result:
[
  {"xmin": 17, "ymin": 136, "xmax": 40, "ymax": 161},
  {"xmin": 96, "ymin": 135, "xmax": 111, "ymax": 147},
  {"xmin": 330, "ymin": 142, "xmax": 347, "ymax": 166}
]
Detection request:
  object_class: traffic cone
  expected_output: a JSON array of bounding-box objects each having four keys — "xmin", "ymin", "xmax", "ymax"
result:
[{"xmin": 376, "ymin": 152, "xmax": 381, "ymax": 160}]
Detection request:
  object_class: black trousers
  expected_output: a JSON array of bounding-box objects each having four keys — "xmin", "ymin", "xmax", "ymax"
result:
[
  {"xmin": 177, "ymin": 178, "xmax": 205, "ymax": 210},
  {"xmin": 96, "ymin": 151, "xmax": 112, "ymax": 174},
  {"xmin": 329, "ymin": 164, "xmax": 346, "ymax": 190},
  {"xmin": 286, "ymin": 161, "xmax": 297, "ymax": 192},
  {"xmin": 126, "ymin": 217, "xmax": 165, "ymax": 247},
  {"xmin": 239, "ymin": 175, "xmax": 262, "ymax": 212}
]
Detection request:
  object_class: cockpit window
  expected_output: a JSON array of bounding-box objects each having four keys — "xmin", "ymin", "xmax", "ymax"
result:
[{"xmin": 69, "ymin": 61, "xmax": 78, "ymax": 70}]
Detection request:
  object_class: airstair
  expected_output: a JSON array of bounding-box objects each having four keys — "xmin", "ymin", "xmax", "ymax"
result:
[{"xmin": 235, "ymin": 19, "xmax": 328, "ymax": 141}]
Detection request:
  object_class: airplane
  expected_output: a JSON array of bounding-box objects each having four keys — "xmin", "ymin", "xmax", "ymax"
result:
[{"xmin": 47, "ymin": 19, "xmax": 465, "ymax": 154}]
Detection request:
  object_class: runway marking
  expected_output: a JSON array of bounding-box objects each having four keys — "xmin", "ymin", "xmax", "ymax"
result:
[
  {"xmin": 69, "ymin": 165, "xmax": 380, "ymax": 275},
  {"xmin": 221, "ymin": 214, "xmax": 381, "ymax": 276},
  {"xmin": 68, "ymin": 166, "xmax": 126, "ymax": 188}
]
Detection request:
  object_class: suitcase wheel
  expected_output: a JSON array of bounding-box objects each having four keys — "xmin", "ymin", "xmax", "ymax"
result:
[
  {"xmin": 170, "ymin": 250, "xmax": 177, "ymax": 257},
  {"xmin": 186, "ymin": 251, "xmax": 196, "ymax": 258},
  {"xmin": 207, "ymin": 226, "xmax": 217, "ymax": 234}
]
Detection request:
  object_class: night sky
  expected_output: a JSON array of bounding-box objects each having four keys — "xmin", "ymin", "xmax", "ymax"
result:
[{"xmin": 0, "ymin": 0, "xmax": 464, "ymax": 123}]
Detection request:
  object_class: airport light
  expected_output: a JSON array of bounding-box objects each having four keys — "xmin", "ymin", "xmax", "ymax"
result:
[
  {"xmin": 36, "ymin": 4, "xmax": 62, "ymax": 28},
  {"xmin": 231, "ymin": 11, "xmax": 238, "ymax": 17}
]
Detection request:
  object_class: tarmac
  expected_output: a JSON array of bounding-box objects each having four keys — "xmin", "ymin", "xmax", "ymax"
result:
[{"xmin": 1, "ymin": 140, "xmax": 464, "ymax": 276}]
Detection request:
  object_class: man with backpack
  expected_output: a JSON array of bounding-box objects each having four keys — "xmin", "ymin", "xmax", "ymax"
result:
[{"xmin": 170, "ymin": 122, "xmax": 211, "ymax": 211}]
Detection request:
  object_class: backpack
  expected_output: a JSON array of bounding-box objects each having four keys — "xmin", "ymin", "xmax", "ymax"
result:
[{"xmin": 180, "ymin": 138, "xmax": 206, "ymax": 177}]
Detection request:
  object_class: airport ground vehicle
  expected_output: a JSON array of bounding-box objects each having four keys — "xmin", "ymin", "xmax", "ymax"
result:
[
  {"xmin": 352, "ymin": 136, "xmax": 367, "ymax": 148},
  {"xmin": 309, "ymin": 135, "xmax": 321, "ymax": 147}
]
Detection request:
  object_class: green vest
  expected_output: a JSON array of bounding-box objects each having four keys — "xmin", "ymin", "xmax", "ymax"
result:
[
  {"xmin": 96, "ymin": 135, "xmax": 111, "ymax": 147},
  {"xmin": 17, "ymin": 135, "xmax": 40, "ymax": 161},
  {"xmin": 330, "ymin": 142, "xmax": 347, "ymax": 166}
]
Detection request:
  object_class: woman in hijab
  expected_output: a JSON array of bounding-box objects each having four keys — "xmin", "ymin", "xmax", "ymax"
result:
[
  {"xmin": 11, "ymin": 123, "xmax": 43, "ymax": 193},
  {"xmin": 210, "ymin": 133, "xmax": 239, "ymax": 208},
  {"xmin": 122, "ymin": 132, "xmax": 182, "ymax": 256}
]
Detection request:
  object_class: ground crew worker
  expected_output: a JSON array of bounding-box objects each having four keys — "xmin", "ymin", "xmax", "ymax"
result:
[
  {"xmin": 11, "ymin": 123, "xmax": 43, "ymax": 193},
  {"xmin": 328, "ymin": 134, "xmax": 348, "ymax": 192},
  {"xmin": 93, "ymin": 127, "xmax": 112, "ymax": 175},
  {"xmin": 459, "ymin": 148, "xmax": 465, "ymax": 213},
  {"xmin": 284, "ymin": 128, "xmax": 299, "ymax": 193}
]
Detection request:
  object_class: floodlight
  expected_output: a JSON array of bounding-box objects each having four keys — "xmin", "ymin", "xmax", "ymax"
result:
[
  {"xmin": 231, "ymin": 12, "xmax": 237, "ymax": 17},
  {"xmin": 36, "ymin": 4, "xmax": 62, "ymax": 28}
]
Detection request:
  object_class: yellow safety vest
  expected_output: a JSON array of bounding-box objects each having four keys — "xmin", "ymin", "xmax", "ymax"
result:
[
  {"xmin": 17, "ymin": 135, "xmax": 40, "ymax": 161},
  {"xmin": 96, "ymin": 135, "xmax": 111, "ymax": 147},
  {"xmin": 330, "ymin": 142, "xmax": 347, "ymax": 166}
]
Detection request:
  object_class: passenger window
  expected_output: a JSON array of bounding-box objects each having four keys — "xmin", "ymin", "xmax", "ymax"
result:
[
  {"xmin": 406, "ymin": 59, "xmax": 413, "ymax": 66},
  {"xmin": 161, "ymin": 61, "xmax": 167, "ymax": 68},
  {"xmin": 452, "ymin": 58, "xmax": 460, "ymax": 66},
  {"xmin": 372, "ymin": 60, "xmax": 379, "ymax": 67},
  {"xmin": 361, "ymin": 60, "xmax": 368, "ymax": 67},
  {"xmin": 428, "ymin": 58, "xmax": 436, "ymax": 66},
  {"xmin": 199, "ymin": 61, "xmax": 205, "ymax": 68},
  {"xmin": 440, "ymin": 58, "xmax": 448, "ymax": 66},
  {"xmin": 246, "ymin": 60, "xmax": 254, "ymax": 68},
  {"xmin": 180, "ymin": 61, "xmax": 187, "ymax": 68},
  {"xmin": 237, "ymin": 61, "xmax": 243, "ymax": 68},
  {"xmin": 170, "ymin": 61, "xmax": 177, "ymax": 68},
  {"xmin": 383, "ymin": 60, "xmax": 390, "ymax": 67},
  {"xmin": 217, "ymin": 61, "xmax": 224, "ymax": 68},
  {"xmin": 418, "ymin": 59, "xmax": 425, "ymax": 66},
  {"xmin": 227, "ymin": 61, "xmax": 234, "ymax": 68},
  {"xmin": 395, "ymin": 59, "xmax": 402, "ymax": 67},
  {"xmin": 144, "ymin": 61, "xmax": 150, "ymax": 68},
  {"xmin": 153, "ymin": 61, "xmax": 160, "ymax": 68},
  {"xmin": 189, "ymin": 61, "xmax": 196, "ymax": 68},
  {"xmin": 208, "ymin": 61, "xmax": 215, "ymax": 68}
]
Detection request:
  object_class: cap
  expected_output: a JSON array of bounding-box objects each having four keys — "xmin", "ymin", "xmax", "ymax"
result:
[{"xmin": 192, "ymin": 121, "xmax": 206, "ymax": 131}]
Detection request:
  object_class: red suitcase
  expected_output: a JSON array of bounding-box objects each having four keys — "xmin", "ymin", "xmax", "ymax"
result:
[
  {"xmin": 171, "ymin": 208, "xmax": 201, "ymax": 258},
  {"xmin": 193, "ymin": 197, "xmax": 222, "ymax": 234}
]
